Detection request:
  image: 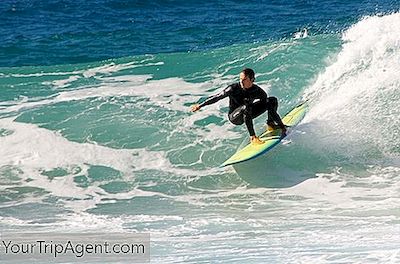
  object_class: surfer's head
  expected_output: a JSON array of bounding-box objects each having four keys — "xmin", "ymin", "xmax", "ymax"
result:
[{"xmin": 240, "ymin": 68, "xmax": 255, "ymax": 89}]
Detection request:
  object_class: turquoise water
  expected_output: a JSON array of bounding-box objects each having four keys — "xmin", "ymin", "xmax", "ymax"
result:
[{"xmin": 1, "ymin": 3, "xmax": 400, "ymax": 263}]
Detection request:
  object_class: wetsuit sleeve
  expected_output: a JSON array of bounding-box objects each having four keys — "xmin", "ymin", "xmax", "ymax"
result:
[{"xmin": 199, "ymin": 85, "xmax": 232, "ymax": 108}]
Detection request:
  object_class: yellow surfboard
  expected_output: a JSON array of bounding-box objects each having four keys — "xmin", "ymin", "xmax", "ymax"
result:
[{"xmin": 221, "ymin": 102, "xmax": 308, "ymax": 167}]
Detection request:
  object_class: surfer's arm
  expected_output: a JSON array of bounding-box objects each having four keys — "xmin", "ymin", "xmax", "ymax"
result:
[{"xmin": 191, "ymin": 86, "xmax": 232, "ymax": 112}]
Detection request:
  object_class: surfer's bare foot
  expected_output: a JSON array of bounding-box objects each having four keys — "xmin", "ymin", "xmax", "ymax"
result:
[
  {"xmin": 266, "ymin": 121, "xmax": 279, "ymax": 131},
  {"xmin": 190, "ymin": 104, "xmax": 201, "ymax": 112},
  {"xmin": 267, "ymin": 124, "xmax": 275, "ymax": 131},
  {"xmin": 250, "ymin": 136, "xmax": 264, "ymax": 144}
]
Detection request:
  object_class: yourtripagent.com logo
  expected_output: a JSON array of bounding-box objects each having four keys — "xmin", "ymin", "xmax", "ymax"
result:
[{"xmin": 0, "ymin": 232, "xmax": 150, "ymax": 263}]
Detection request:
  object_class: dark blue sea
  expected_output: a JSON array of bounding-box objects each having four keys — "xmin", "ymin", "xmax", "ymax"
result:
[
  {"xmin": 0, "ymin": 1, "xmax": 399, "ymax": 263},
  {"xmin": 1, "ymin": 0, "xmax": 399, "ymax": 66}
]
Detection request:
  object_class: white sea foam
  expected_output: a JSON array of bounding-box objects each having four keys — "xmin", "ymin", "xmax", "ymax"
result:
[
  {"xmin": 253, "ymin": 42, "xmax": 294, "ymax": 61},
  {"xmin": 6, "ymin": 56, "xmax": 162, "ymax": 78},
  {"xmin": 2, "ymin": 75, "xmax": 212, "ymax": 114},
  {"xmin": 0, "ymin": 117, "xmax": 224, "ymax": 211},
  {"xmin": 43, "ymin": 75, "xmax": 81, "ymax": 88},
  {"xmin": 6, "ymin": 58, "xmax": 164, "ymax": 94},
  {"xmin": 293, "ymin": 28, "xmax": 308, "ymax": 39},
  {"xmin": 302, "ymin": 13, "xmax": 400, "ymax": 157}
]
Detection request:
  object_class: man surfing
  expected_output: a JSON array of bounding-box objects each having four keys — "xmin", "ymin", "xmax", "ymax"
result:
[{"xmin": 191, "ymin": 68, "xmax": 287, "ymax": 144}]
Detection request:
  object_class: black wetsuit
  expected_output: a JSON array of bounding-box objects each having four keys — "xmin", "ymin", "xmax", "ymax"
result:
[{"xmin": 199, "ymin": 83, "xmax": 284, "ymax": 136}]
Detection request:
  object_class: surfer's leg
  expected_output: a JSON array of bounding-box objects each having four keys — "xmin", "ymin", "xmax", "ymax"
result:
[
  {"xmin": 266, "ymin": 97, "xmax": 285, "ymax": 127},
  {"xmin": 242, "ymin": 105, "xmax": 256, "ymax": 136},
  {"xmin": 228, "ymin": 105, "xmax": 256, "ymax": 136},
  {"xmin": 228, "ymin": 105, "xmax": 245, "ymax": 125},
  {"xmin": 250, "ymin": 101, "xmax": 268, "ymax": 119}
]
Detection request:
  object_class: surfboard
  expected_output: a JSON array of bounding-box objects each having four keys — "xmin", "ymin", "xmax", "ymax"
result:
[{"xmin": 220, "ymin": 102, "xmax": 308, "ymax": 167}]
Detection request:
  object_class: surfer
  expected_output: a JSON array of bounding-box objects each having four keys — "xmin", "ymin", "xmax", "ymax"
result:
[{"xmin": 191, "ymin": 68, "xmax": 286, "ymax": 144}]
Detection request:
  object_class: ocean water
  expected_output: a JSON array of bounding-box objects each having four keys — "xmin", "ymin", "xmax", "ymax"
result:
[{"xmin": 1, "ymin": 1, "xmax": 400, "ymax": 263}]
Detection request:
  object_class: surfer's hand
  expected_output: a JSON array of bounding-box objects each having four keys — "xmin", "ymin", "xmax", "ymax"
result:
[
  {"xmin": 191, "ymin": 104, "xmax": 201, "ymax": 112},
  {"xmin": 250, "ymin": 136, "xmax": 264, "ymax": 144}
]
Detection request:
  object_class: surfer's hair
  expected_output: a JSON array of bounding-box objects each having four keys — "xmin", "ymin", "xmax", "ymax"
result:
[{"xmin": 241, "ymin": 68, "xmax": 255, "ymax": 81}]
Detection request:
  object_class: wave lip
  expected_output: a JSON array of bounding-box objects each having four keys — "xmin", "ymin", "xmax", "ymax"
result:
[{"xmin": 303, "ymin": 12, "xmax": 400, "ymax": 160}]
